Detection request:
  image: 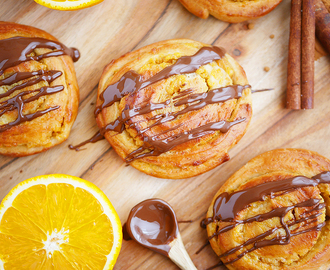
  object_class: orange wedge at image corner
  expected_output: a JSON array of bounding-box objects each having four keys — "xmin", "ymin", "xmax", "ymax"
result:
[
  {"xmin": 0, "ymin": 174, "xmax": 122, "ymax": 270},
  {"xmin": 34, "ymin": 0, "xmax": 104, "ymax": 10}
]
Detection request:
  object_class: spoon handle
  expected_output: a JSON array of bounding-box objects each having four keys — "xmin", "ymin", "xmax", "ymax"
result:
[{"xmin": 168, "ymin": 233, "xmax": 198, "ymax": 270}]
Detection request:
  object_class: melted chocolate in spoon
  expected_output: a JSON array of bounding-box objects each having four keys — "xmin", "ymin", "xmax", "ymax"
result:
[
  {"xmin": 124, "ymin": 199, "xmax": 198, "ymax": 270},
  {"xmin": 124, "ymin": 199, "xmax": 179, "ymax": 256}
]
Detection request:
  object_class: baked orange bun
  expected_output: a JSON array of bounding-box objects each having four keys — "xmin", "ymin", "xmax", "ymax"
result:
[
  {"xmin": 95, "ymin": 39, "xmax": 252, "ymax": 179},
  {"xmin": 204, "ymin": 148, "xmax": 330, "ymax": 270},
  {"xmin": 178, "ymin": 0, "xmax": 283, "ymax": 23},
  {"xmin": 0, "ymin": 22, "xmax": 80, "ymax": 156}
]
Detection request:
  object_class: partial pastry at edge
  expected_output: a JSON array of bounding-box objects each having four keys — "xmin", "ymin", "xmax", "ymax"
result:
[
  {"xmin": 178, "ymin": 0, "xmax": 283, "ymax": 23},
  {"xmin": 205, "ymin": 148, "xmax": 330, "ymax": 270},
  {"xmin": 0, "ymin": 22, "xmax": 80, "ymax": 156},
  {"xmin": 95, "ymin": 39, "xmax": 252, "ymax": 179}
]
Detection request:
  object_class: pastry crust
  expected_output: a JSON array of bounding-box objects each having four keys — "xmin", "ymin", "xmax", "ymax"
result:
[
  {"xmin": 178, "ymin": 0, "xmax": 283, "ymax": 23},
  {"xmin": 0, "ymin": 22, "xmax": 79, "ymax": 156},
  {"xmin": 206, "ymin": 148, "xmax": 330, "ymax": 270},
  {"xmin": 96, "ymin": 39, "xmax": 252, "ymax": 179}
]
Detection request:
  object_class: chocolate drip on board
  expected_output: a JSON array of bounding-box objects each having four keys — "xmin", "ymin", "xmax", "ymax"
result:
[
  {"xmin": 195, "ymin": 241, "xmax": 210, "ymax": 255},
  {"xmin": 0, "ymin": 36, "xmax": 80, "ymax": 132},
  {"xmin": 177, "ymin": 220, "xmax": 193, "ymax": 223},
  {"xmin": 124, "ymin": 199, "xmax": 179, "ymax": 256},
  {"xmin": 251, "ymin": 88, "xmax": 274, "ymax": 93},
  {"xmin": 205, "ymin": 261, "xmax": 224, "ymax": 270},
  {"xmin": 68, "ymin": 131, "xmax": 104, "ymax": 151},
  {"xmin": 201, "ymin": 171, "xmax": 330, "ymax": 266}
]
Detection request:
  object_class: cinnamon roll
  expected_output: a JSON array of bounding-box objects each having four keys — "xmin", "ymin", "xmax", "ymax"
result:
[
  {"xmin": 178, "ymin": 0, "xmax": 283, "ymax": 23},
  {"xmin": 204, "ymin": 148, "xmax": 330, "ymax": 270},
  {"xmin": 95, "ymin": 39, "xmax": 251, "ymax": 179},
  {"xmin": 0, "ymin": 22, "xmax": 80, "ymax": 156}
]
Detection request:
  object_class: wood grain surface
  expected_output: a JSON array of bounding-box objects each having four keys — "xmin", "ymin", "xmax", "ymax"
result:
[{"xmin": 1, "ymin": 0, "xmax": 330, "ymax": 269}]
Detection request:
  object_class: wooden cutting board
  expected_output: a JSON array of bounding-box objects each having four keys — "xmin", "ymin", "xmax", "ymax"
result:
[{"xmin": 1, "ymin": 0, "xmax": 330, "ymax": 269}]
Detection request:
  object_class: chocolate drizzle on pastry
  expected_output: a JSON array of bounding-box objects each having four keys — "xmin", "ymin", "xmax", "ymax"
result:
[
  {"xmin": 202, "ymin": 171, "xmax": 330, "ymax": 265},
  {"xmin": 95, "ymin": 46, "xmax": 226, "ymax": 115},
  {"xmin": 0, "ymin": 37, "xmax": 80, "ymax": 74},
  {"xmin": 0, "ymin": 36, "xmax": 80, "ymax": 132},
  {"xmin": 124, "ymin": 199, "xmax": 179, "ymax": 256},
  {"xmin": 87, "ymin": 46, "xmax": 249, "ymax": 161},
  {"xmin": 125, "ymin": 117, "xmax": 246, "ymax": 162}
]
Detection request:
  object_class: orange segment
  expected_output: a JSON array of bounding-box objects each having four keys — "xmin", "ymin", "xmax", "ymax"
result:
[
  {"xmin": 62, "ymin": 187, "xmax": 104, "ymax": 230},
  {"xmin": 0, "ymin": 234, "xmax": 44, "ymax": 261},
  {"xmin": 46, "ymin": 183, "xmax": 75, "ymax": 232},
  {"xmin": 60, "ymin": 244, "xmax": 107, "ymax": 269},
  {"xmin": 2, "ymin": 249, "xmax": 47, "ymax": 270},
  {"xmin": 11, "ymin": 184, "xmax": 51, "ymax": 235},
  {"xmin": 0, "ymin": 207, "xmax": 46, "ymax": 242},
  {"xmin": 69, "ymin": 214, "xmax": 113, "ymax": 255},
  {"xmin": 52, "ymin": 251, "xmax": 75, "ymax": 270},
  {"xmin": 34, "ymin": 0, "xmax": 104, "ymax": 10},
  {"xmin": 0, "ymin": 174, "xmax": 122, "ymax": 270}
]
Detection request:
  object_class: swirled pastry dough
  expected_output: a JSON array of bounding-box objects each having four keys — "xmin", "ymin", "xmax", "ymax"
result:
[
  {"xmin": 96, "ymin": 39, "xmax": 251, "ymax": 179},
  {"xmin": 0, "ymin": 22, "xmax": 79, "ymax": 156},
  {"xmin": 206, "ymin": 149, "xmax": 330, "ymax": 269},
  {"xmin": 178, "ymin": 0, "xmax": 283, "ymax": 23}
]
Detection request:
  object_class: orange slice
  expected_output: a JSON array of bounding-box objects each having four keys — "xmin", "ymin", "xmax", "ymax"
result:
[
  {"xmin": 0, "ymin": 174, "xmax": 122, "ymax": 270},
  {"xmin": 34, "ymin": 0, "xmax": 104, "ymax": 10}
]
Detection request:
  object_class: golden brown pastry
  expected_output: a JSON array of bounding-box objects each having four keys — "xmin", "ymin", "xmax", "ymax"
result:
[
  {"xmin": 0, "ymin": 22, "xmax": 80, "ymax": 156},
  {"xmin": 178, "ymin": 0, "xmax": 283, "ymax": 23},
  {"xmin": 204, "ymin": 148, "xmax": 330, "ymax": 270},
  {"xmin": 95, "ymin": 39, "xmax": 252, "ymax": 179}
]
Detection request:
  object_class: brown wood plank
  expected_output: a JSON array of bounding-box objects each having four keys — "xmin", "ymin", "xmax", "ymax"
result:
[{"xmin": 1, "ymin": 0, "xmax": 330, "ymax": 269}]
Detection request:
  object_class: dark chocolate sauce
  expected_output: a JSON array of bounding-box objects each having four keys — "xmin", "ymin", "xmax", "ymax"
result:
[
  {"xmin": 0, "ymin": 70, "xmax": 62, "ymax": 98},
  {"xmin": 0, "ymin": 36, "xmax": 80, "ymax": 132},
  {"xmin": 200, "ymin": 218, "xmax": 207, "ymax": 229},
  {"xmin": 202, "ymin": 171, "xmax": 330, "ymax": 265},
  {"xmin": 125, "ymin": 118, "xmax": 246, "ymax": 162},
  {"xmin": 102, "ymin": 84, "xmax": 249, "ymax": 135},
  {"xmin": 178, "ymin": 220, "xmax": 193, "ymax": 223},
  {"xmin": 122, "ymin": 222, "xmax": 132, "ymax": 241},
  {"xmin": 124, "ymin": 199, "xmax": 179, "ymax": 256},
  {"xmin": 251, "ymin": 88, "xmax": 274, "ymax": 93},
  {"xmin": 71, "ymin": 46, "xmax": 248, "ymax": 160},
  {"xmin": 195, "ymin": 240, "xmax": 210, "ymax": 255},
  {"xmin": 205, "ymin": 261, "xmax": 224, "ymax": 270},
  {"xmin": 68, "ymin": 131, "xmax": 104, "ymax": 151},
  {"xmin": 0, "ymin": 37, "xmax": 79, "ymax": 74},
  {"xmin": 95, "ymin": 46, "xmax": 226, "ymax": 115}
]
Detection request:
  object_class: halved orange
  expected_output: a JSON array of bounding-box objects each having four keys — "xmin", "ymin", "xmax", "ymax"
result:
[
  {"xmin": 34, "ymin": 0, "xmax": 104, "ymax": 11},
  {"xmin": 0, "ymin": 174, "xmax": 122, "ymax": 270}
]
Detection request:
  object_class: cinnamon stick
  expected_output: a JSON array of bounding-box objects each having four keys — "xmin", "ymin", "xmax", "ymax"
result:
[
  {"xmin": 287, "ymin": 0, "xmax": 302, "ymax": 110},
  {"xmin": 315, "ymin": 0, "xmax": 330, "ymax": 53},
  {"xmin": 301, "ymin": 0, "xmax": 316, "ymax": 109}
]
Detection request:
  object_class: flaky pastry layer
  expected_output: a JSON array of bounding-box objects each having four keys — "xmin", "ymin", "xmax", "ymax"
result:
[
  {"xmin": 96, "ymin": 39, "xmax": 251, "ymax": 179},
  {"xmin": 206, "ymin": 149, "xmax": 330, "ymax": 270},
  {"xmin": 0, "ymin": 22, "xmax": 79, "ymax": 156},
  {"xmin": 178, "ymin": 0, "xmax": 283, "ymax": 23}
]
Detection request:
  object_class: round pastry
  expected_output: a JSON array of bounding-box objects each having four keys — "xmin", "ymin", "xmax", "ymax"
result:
[
  {"xmin": 178, "ymin": 0, "xmax": 283, "ymax": 23},
  {"xmin": 204, "ymin": 148, "xmax": 330, "ymax": 270},
  {"xmin": 95, "ymin": 39, "xmax": 252, "ymax": 179},
  {"xmin": 0, "ymin": 22, "xmax": 80, "ymax": 156}
]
